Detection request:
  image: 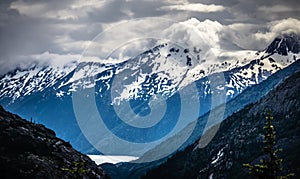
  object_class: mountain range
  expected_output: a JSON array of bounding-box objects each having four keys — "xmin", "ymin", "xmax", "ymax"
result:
[
  {"xmin": 98, "ymin": 34, "xmax": 300, "ymax": 178},
  {"xmin": 1, "ymin": 34, "xmax": 299, "ymax": 157},
  {"xmin": 99, "ymin": 57, "xmax": 300, "ymax": 179},
  {"xmin": 0, "ymin": 31, "xmax": 300, "ymax": 178}
]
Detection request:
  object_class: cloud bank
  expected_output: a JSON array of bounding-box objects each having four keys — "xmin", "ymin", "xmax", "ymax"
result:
[
  {"xmin": 160, "ymin": 3, "xmax": 225, "ymax": 13},
  {"xmin": 223, "ymin": 18, "xmax": 300, "ymax": 50},
  {"xmin": 0, "ymin": 0, "xmax": 299, "ymax": 75}
]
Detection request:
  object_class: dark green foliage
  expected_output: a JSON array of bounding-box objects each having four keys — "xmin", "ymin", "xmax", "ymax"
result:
[
  {"xmin": 243, "ymin": 110, "xmax": 294, "ymax": 179},
  {"xmin": 62, "ymin": 161, "xmax": 90, "ymax": 178}
]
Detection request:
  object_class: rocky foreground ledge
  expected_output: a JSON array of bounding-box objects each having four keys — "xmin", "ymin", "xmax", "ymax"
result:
[{"xmin": 0, "ymin": 105, "xmax": 110, "ymax": 179}]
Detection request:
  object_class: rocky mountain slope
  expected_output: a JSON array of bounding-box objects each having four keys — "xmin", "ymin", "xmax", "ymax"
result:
[
  {"xmin": 142, "ymin": 67, "xmax": 300, "ymax": 179},
  {"xmin": 99, "ymin": 58, "xmax": 300, "ymax": 179},
  {"xmin": 0, "ymin": 106, "xmax": 110, "ymax": 179}
]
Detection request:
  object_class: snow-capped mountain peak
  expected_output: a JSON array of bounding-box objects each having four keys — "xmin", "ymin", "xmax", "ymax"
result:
[
  {"xmin": 0, "ymin": 62, "xmax": 77, "ymax": 101},
  {"xmin": 265, "ymin": 33, "xmax": 300, "ymax": 56}
]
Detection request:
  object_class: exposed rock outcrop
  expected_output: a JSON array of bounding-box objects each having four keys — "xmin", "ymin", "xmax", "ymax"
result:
[{"xmin": 0, "ymin": 106, "xmax": 110, "ymax": 179}]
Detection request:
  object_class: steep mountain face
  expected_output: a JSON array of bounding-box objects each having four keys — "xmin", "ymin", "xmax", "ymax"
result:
[
  {"xmin": 0, "ymin": 34, "xmax": 299, "ymax": 155},
  {"xmin": 99, "ymin": 59, "xmax": 300, "ymax": 179},
  {"xmin": 142, "ymin": 70, "xmax": 300, "ymax": 179},
  {"xmin": 0, "ymin": 105, "xmax": 110, "ymax": 179},
  {"xmin": 265, "ymin": 33, "xmax": 300, "ymax": 56}
]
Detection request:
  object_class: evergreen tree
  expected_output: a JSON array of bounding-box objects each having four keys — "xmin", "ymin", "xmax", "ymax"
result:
[{"xmin": 243, "ymin": 110, "xmax": 294, "ymax": 179}]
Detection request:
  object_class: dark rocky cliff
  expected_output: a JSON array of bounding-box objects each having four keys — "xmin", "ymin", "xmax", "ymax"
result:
[{"xmin": 0, "ymin": 106, "xmax": 110, "ymax": 179}]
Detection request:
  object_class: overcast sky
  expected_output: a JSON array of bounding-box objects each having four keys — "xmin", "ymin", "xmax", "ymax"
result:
[{"xmin": 0, "ymin": 0, "xmax": 299, "ymax": 75}]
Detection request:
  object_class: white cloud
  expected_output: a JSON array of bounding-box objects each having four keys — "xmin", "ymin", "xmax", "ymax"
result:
[
  {"xmin": 81, "ymin": 17, "xmax": 270, "ymax": 67},
  {"xmin": 258, "ymin": 5, "xmax": 300, "ymax": 13},
  {"xmin": 220, "ymin": 18, "xmax": 300, "ymax": 50},
  {"xmin": 0, "ymin": 52, "xmax": 81, "ymax": 75},
  {"xmin": 10, "ymin": 0, "xmax": 46, "ymax": 18},
  {"xmin": 30, "ymin": 51, "xmax": 80, "ymax": 66},
  {"xmin": 270, "ymin": 18, "xmax": 300, "ymax": 35},
  {"xmin": 81, "ymin": 17, "xmax": 175, "ymax": 58},
  {"xmin": 162, "ymin": 18, "xmax": 223, "ymax": 50},
  {"xmin": 254, "ymin": 18, "xmax": 300, "ymax": 44},
  {"xmin": 10, "ymin": 0, "xmax": 106, "ymax": 20},
  {"xmin": 160, "ymin": 3, "xmax": 225, "ymax": 13},
  {"xmin": 70, "ymin": 0, "xmax": 106, "ymax": 9},
  {"xmin": 221, "ymin": 23, "xmax": 265, "ymax": 50}
]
